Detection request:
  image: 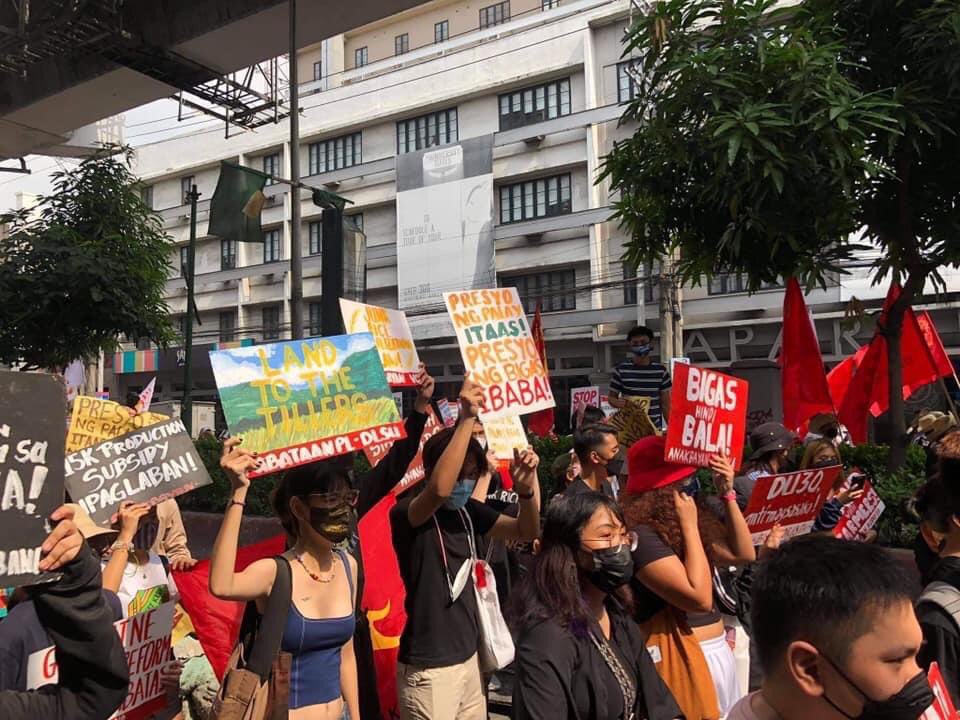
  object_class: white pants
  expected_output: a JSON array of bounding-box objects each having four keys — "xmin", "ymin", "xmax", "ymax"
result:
[
  {"xmin": 722, "ymin": 614, "xmax": 751, "ymax": 698},
  {"xmin": 700, "ymin": 634, "xmax": 743, "ymax": 717}
]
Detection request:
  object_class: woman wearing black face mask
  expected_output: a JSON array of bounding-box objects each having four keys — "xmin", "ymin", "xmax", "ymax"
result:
[
  {"xmin": 212, "ymin": 441, "xmax": 361, "ymax": 720},
  {"xmin": 511, "ymin": 492, "xmax": 681, "ymax": 720}
]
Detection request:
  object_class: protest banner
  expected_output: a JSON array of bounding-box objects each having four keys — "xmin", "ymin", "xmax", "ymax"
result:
[
  {"xmin": 340, "ymin": 299, "xmax": 421, "ymax": 387},
  {"xmin": 67, "ymin": 396, "xmax": 168, "ymax": 453},
  {"xmin": 664, "ymin": 363, "xmax": 749, "ymax": 469},
  {"xmin": 608, "ymin": 397, "xmax": 660, "ymax": 448},
  {"xmin": 65, "ymin": 418, "xmax": 211, "ymax": 526},
  {"xmin": 833, "ymin": 479, "xmax": 885, "ymax": 542},
  {"xmin": 600, "ymin": 395, "xmax": 616, "ymax": 418},
  {"xmin": 484, "ymin": 414, "xmax": 528, "ymax": 460},
  {"xmin": 0, "ymin": 372, "xmax": 66, "ymax": 586},
  {"xmin": 210, "ymin": 334, "xmax": 405, "ymax": 478},
  {"xmin": 28, "ymin": 601, "xmax": 175, "ymax": 720},
  {"xmin": 444, "ymin": 288, "xmax": 555, "ymax": 420},
  {"xmin": 743, "ymin": 466, "xmax": 841, "ymax": 545},
  {"xmin": 571, "ymin": 386, "xmax": 601, "ymax": 425},
  {"xmin": 363, "ymin": 407, "xmax": 445, "ymax": 495},
  {"xmin": 923, "ymin": 662, "xmax": 958, "ymax": 720},
  {"xmin": 137, "ymin": 378, "xmax": 156, "ymax": 413},
  {"xmin": 437, "ymin": 398, "xmax": 458, "ymax": 427}
]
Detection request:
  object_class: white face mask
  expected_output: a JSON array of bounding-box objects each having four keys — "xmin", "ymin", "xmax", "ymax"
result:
[{"xmin": 448, "ymin": 558, "xmax": 473, "ymax": 602}]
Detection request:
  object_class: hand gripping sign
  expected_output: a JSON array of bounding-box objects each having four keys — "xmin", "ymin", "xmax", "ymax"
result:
[{"xmin": 743, "ymin": 466, "xmax": 841, "ymax": 545}]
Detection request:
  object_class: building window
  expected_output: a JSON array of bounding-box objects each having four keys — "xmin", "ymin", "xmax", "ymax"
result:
[
  {"xmin": 263, "ymin": 229, "xmax": 281, "ymax": 263},
  {"xmin": 542, "ymin": 0, "xmax": 560, "ymax": 8},
  {"xmin": 309, "ymin": 302, "xmax": 323, "ymax": 337},
  {"xmin": 141, "ymin": 185, "xmax": 154, "ymax": 209},
  {"xmin": 499, "ymin": 174, "xmax": 572, "ymax": 224},
  {"xmin": 355, "ymin": 46, "xmax": 368, "ymax": 68},
  {"xmin": 435, "ymin": 20, "xmax": 449, "ymax": 43},
  {"xmin": 313, "ymin": 60, "xmax": 322, "ymax": 81},
  {"xmin": 308, "ymin": 132, "xmax": 362, "ymax": 175},
  {"xmin": 617, "ymin": 60, "xmax": 642, "ymax": 103},
  {"xmin": 221, "ymin": 238, "xmax": 237, "ymax": 270},
  {"xmin": 262, "ymin": 306, "xmax": 281, "ymax": 341},
  {"xmin": 348, "ymin": 213, "xmax": 363, "ymax": 232},
  {"xmin": 396, "ymin": 108, "xmax": 458, "ymax": 154},
  {"xmin": 395, "ymin": 33, "xmax": 409, "ymax": 55},
  {"xmin": 707, "ymin": 273, "xmax": 781, "ymax": 295},
  {"xmin": 219, "ymin": 311, "xmax": 237, "ymax": 342},
  {"xmin": 262, "ymin": 153, "xmax": 280, "ymax": 185},
  {"xmin": 498, "ymin": 77, "xmax": 571, "ymax": 131},
  {"xmin": 309, "ymin": 221, "xmax": 322, "ymax": 255},
  {"xmin": 504, "ymin": 269, "xmax": 577, "ymax": 313},
  {"xmin": 180, "ymin": 176, "xmax": 194, "ymax": 205},
  {"xmin": 180, "ymin": 246, "xmax": 189, "ymax": 277},
  {"xmin": 479, "ymin": 1, "xmax": 510, "ymax": 28}
]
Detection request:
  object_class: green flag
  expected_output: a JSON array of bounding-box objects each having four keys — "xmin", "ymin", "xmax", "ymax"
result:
[{"xmin": 208, "ymin": 161, "xmax": 268, "ymax": 244}]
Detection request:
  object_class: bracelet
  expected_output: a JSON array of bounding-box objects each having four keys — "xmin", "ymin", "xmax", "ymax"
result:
[
  {"xmin": 516, "ymin": 489, "xmax": 535, "ymax": 500},
  {"xmin": 722, "ymin": 491, "xmax": 737, "ymax": 503},
  {"xmin": 228, "ymin": 499, "xmax": 246, "ymax": 509},
  {"xmin": 110, "ymin": 540, "xmax": 135, "ymax": 554}
]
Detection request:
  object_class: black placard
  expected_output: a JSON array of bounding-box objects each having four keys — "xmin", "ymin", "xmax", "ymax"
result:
[
  {"xmin": 0, "ymin": 372, "xmax": 66, "ymax": 586},
  {"xmin": 64, "ymin": 418, "xmax": 212, "ymax": 527}
]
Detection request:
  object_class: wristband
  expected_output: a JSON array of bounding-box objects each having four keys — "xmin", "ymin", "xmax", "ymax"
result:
[
  {"xmin": 229, "ymin": 499, "xmax": 246, "ymax": 509},
  {"xmin": 111, "ymin": 540, "xmax": 135, "ymax": 554},
  {"xmin": 722, "ymin": 491, "xmax": 737, "ymax": 503},
  {"xmin": 516, "ymin": 489, "xmax": 535, "ymax": 500}
]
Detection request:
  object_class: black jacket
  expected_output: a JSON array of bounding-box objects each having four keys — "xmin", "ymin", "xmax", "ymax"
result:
[
  {"xmin": 513, "ymin": 605, "xmax": 682, "ymax": 720},
  {"xmin": 0, "ymin": 543, "xmax": 129, "ymax": 719},
  {"xmin": 918, "ymin": 556, "xmax": 960, "ymax": 707}
]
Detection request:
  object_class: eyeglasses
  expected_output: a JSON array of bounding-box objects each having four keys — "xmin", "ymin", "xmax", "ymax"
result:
[
  {"xmin": 582, "ymin": 530, "xmax": 638, "ymax": 552},
  {"xmin": 309, "ymin": 489, "xmax": 359, "ymax": 509}
]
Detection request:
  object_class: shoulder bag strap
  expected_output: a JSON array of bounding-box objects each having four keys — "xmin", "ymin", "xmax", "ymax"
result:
[{"xmin": 247, "ymin": 556, "xmax": 293, "ymax": 681}]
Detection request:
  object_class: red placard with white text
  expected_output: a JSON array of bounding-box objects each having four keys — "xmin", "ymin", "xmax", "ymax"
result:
[
  {"xmin": 363, "ymin": 407, "xmax": 444, "ymax": 495},
  {"xmin": 923, "ymin": 663, "xmax": 959, "ymax": 720},
  {"xmin": 833, "ymin": 480, "xmax": 885, "ymax": 541},
  {"xmin": 744, "ymin": 466, "xmax": 841, "ymax": 544},
  {"xmin": 664, "ymin": 363, "xmax": 749, "ymax": 469}
]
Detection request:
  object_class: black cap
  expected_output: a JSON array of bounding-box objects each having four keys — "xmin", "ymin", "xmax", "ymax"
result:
[{"xmin": 749, "ymin": 422, "xmax": 796, "ymax": 460}]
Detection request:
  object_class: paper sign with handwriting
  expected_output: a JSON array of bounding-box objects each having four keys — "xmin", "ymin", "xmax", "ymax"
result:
[
  {"xmin": 364, "ymin": 407, "xmax": 445, "ymax": 494},
  {"xmin": 744, "ymin": 466, "xmax": 840, "ymax": 545},
  {"xmin": 444, "ymin": 288, "xmax": 555, "ymax": 420},
  {"xmin": 67, "ymin": 396, "xmax": 168, "ymax": 453},
  {"xmin": 833, "ymin": 480, "xmax": 885, "ymax": 542},
  {"xmin": 484, "ymin": 415, "xmax": 528, "ymax": 460},
  {"xmin": 210, "ymin": 334, "xmax": 405, "ymax": 478},
  {"xmin": 340, "ymin": 299, "xmax": 421, "ymax": 387}
]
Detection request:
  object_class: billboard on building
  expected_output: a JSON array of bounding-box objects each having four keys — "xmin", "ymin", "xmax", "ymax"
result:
[{"xmin": 395, "ymin": 135, "xmax": 495, "ymax": 310}]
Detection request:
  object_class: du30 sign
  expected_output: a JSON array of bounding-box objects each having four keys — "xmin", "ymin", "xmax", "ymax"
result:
[{"xmin": 743, "ymin": 466, "xmax": 841, "ymax": 545}]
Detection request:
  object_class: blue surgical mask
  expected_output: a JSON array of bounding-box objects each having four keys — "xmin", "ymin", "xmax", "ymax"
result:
[
  {"xmin": 444, "ymin": 478, "xmax": 477, "ymax": 510},
  {"xmin": 630, "ymin": 344, "xmax": 652, "ymax": 357}
]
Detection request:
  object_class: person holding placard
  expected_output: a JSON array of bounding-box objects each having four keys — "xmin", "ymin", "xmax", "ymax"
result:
[
  {"xmin": 735, "ymin": 423, "xmax": 797, "ymax": 509},
  {"xmin": 212, "ymin": 443, "xmax": 362, "ymax": 720},
  {"xmin": 608, "ymin": 326, "xmax": 672, "ymax": 430},
  {"xmin": 390, "ymin": 378, "xmax": 541, "ymax": 720},
  {"xmin": 621, "ymin": 435, "xmax": 755, "ymax": 719}
]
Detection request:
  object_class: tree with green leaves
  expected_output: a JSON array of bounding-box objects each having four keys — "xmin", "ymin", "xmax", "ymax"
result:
[
  {"xmin": 602, "ymin": 0, "xmax": 960, "ymax": 466},
  {"xmin": 0, "ymin": 147, "xmax": 175, "ymax": 370}
]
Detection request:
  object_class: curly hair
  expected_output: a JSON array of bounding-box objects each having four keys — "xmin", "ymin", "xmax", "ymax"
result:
[{"xmin": 620, "ymin": 482, "xmax": 729, "ymax": 561}]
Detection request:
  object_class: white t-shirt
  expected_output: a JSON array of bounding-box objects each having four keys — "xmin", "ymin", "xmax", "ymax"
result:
[
  {"xmin": 109, "ymin": 552, "xmax": 180, "ymax": 618},
  {"xmin": 727, "ymin": 693, "xmax": 763, "ymax": 720}
]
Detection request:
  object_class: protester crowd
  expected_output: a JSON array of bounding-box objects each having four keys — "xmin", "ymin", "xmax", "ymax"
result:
[{"xmin": 5, "ymin": 322, "xmax": 960, "ymax": 720}]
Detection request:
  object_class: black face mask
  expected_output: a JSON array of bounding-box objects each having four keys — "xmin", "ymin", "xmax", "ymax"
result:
[
  {"xmin": 584, "ymin": 544, "xmax": 634, "ymax": 594},
  {"xmin": 605, "ymin": 457, "xmax": 624, "ymax": 477},
  {"xmin": 309, "ymin": 505, "xmax": 353, "ymax": 544},
  {"xmin": 821, "ymin": 654, "xmax": 933, "ymax": 720}
]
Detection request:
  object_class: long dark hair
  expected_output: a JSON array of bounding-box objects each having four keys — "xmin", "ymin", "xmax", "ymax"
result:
[
  {"xmin": 272, "ymin": 463, "xmax": 351, "ymax": 539},
  {"xmin": 510, "ymin": 493, "xmax": 632, "ymax": 637}
]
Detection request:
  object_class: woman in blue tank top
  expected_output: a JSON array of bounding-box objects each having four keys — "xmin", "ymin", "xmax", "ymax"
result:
[{"xmin": 211, "ymin": 440, "xmax": 360, "ymax": 720}]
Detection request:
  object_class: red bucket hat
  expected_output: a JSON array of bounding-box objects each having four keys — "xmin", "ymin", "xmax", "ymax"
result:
[{"xmin": 626, "ymin": 435, "xmax": 697, "ymax": 495}]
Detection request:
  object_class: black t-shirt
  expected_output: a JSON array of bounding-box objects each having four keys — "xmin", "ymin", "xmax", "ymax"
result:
[
  {"xmin": 563, "ymin": 476, "xmax": 615, "ymax": 499},
  {"xmin": 390, "ymin": 497, "xmax": 501, "ymax": 667},
  {"xmin": 917, "ymin": 556, "xmax": 960, "ymax": 707}
]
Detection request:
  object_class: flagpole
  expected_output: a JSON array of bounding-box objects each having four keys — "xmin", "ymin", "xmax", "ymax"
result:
[
  {"xmin": 182, "ymin": 185, "xmax": 199, "ymax": 436},
  {"xmin": 288, "ymin": 0, "xmax": 304, "ymax": 340}
]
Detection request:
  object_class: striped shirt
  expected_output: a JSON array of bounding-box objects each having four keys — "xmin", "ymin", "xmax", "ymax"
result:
[{"xmin": 610, "ymin": 360, "xmax": 672, "ymax": 427}]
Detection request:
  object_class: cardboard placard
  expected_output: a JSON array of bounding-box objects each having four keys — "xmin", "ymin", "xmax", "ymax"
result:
[
  {"xmin": 67, "ymin": 396, "xmax": 169, "ymax": 453},
  {"xmin": 0, "ymin": 372, "xmax": 66, "ymax": 586},
  {"xmin": 437, "ymin": 398, "xmax": 458, "ymax": 428},
  {"xmin": 923, "ymin": 662, "xmax": 958, "ymax": 720},
  {"xmin": 484, "ymin": 415, "xmax": 528, "ymax": 460},
  {"xmin": 571, "ymin": 386, "xmax": 601, "ymax": 424},
  {"xmin": 608, "ymin": 396, "xmax": 659, "ymax": 448},
  {"xmin": 833, "ymin": 479, "xmax": 885, "ymax": 542},
  {"xmin": 743, "ymin": 466, "xmax": 841, "ymax": 545},
  {"xmin": 65, "ymin": 418, "xmax": 212, "ymax": 527},
  {"xmin": 664, "ymin": 363, "xmax": 749, "ymax": 469},
  {"xmin": 340, "ymin": 299, "xmax": 421, "ymax": 387},
  {"xmin": 444, "ymin": 288, "xmax": 555, "ymax": 420},
  {"xmin": 363, "ymin": 407, "xmax": 445, "ymax": 494},
  {"xmin": 210, "ymin": 334, "xmax": 405, "ymax": 478},
  {"xmin": 28, "ymin": 601, "xmax": 175, "ymax": 720}
]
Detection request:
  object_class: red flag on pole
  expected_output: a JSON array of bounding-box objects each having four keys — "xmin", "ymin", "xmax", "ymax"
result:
[
  {"xmin": 917, "ymin": 311, "xmax": 955, "ymax": 379},
  {"xmin": 780, "ymin": 278, "xmax": 835, "ymax": 432},
  {"xmin": 527, "ymin": 302, "xmax": 555, "ymax": 437},
  {"xmin": 828, "ymin": 344, "xmax": 869, "ymax": 409}
]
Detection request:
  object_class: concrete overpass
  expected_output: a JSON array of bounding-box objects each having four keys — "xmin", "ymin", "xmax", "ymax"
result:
[{"xmin": 0, "ymin": 0, "xmax": 430, "ymax": 160}]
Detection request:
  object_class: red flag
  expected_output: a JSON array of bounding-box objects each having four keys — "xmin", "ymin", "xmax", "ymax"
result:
[
  {"xmin": 917, "ymin": 312, "xmax": 954, "ymax": 379},
  {"xmin": 358, "ymin": 495, "xmax": 407, "ymax": 720},
  {"xmin": 780, "ymin": 278, "xmax": 835, "ymax": 432},
  {"xmin": 172, "ymin": 534, "xmax": 286, "ymax": 680},
  {"xmin": 828, "ymin": 344, "xmax": 869, "ymax": 409},
  {"xmin": 527, "ymin": 302, "xmax": 555, "ymax": 437}
]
